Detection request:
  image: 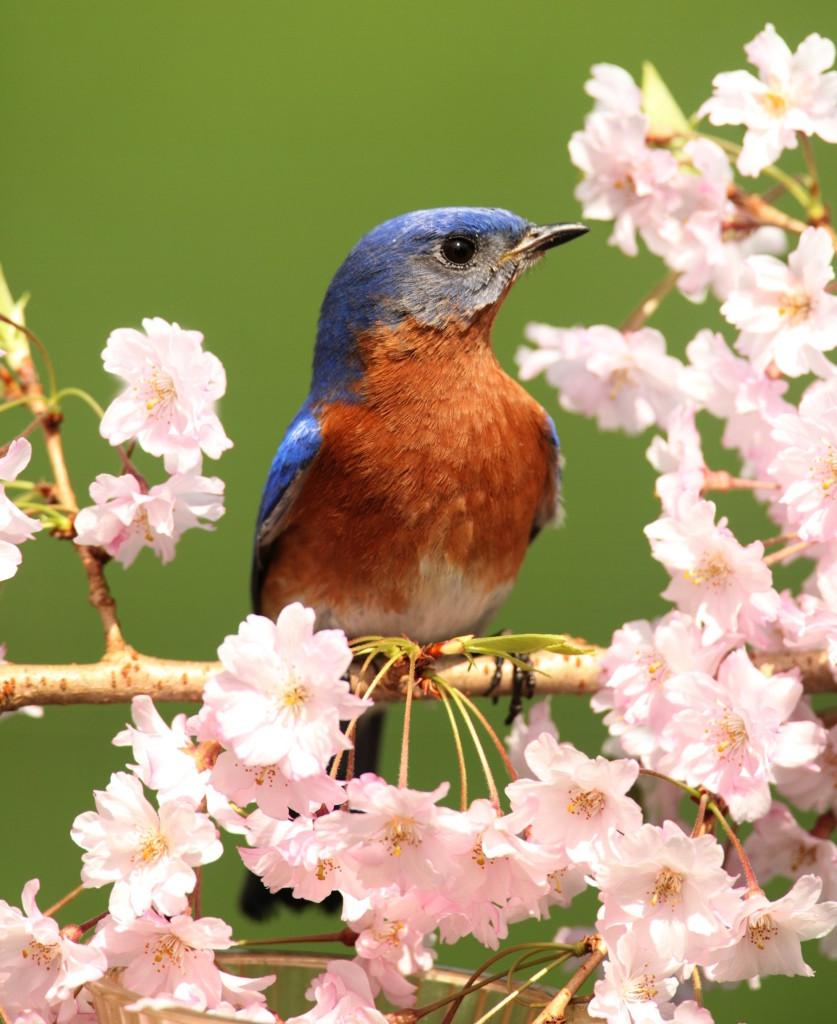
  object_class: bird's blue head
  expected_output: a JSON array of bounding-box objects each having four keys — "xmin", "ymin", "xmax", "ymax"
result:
[{"xmin": 312, "ymin": 207, "xmax": 587, "ymax": 400}]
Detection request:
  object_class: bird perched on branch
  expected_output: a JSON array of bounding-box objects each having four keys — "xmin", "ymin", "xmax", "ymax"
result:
[{"xmin": 244, "ymin": 207, "xmax": 587, "ymax": 917}]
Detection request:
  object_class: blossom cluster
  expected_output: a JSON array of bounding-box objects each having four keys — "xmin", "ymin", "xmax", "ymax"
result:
[
  {"xmin": 513, "ymin": 21, "xmax": 837, "ymax": 1022},
  {"xmin": 0, "ymin": 313, "xmax": 230, "ymax": 579}
]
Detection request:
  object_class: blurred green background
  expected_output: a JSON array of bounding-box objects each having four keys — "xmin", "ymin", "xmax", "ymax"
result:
[{"xmin": 2, "ymin": 2, "xmax": 835, "ymax": 1019}]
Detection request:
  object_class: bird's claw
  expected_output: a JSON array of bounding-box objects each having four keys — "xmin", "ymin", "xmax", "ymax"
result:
[{"xmin": 485, "ymin": 652, "xmax": 535, "ymax": 724}]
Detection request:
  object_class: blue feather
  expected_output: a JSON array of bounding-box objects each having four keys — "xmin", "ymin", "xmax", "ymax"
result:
[{"xmin": 251, "ymin": 400, "xmax": 323, "ymax": 608}]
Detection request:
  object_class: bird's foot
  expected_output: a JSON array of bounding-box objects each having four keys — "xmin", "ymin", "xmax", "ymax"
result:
[{"xmin": 486, "ymin": 649, "xmax": 535, "ymax": 725}]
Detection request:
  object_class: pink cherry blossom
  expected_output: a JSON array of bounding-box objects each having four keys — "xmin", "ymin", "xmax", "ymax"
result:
[
  {"xmin": 588, "ymin": 932, "xmax": 679, "ymax": 1024},
  {"xmin": 73, "ymin": 471, "xmax": 224, "ymax": 567},
  {"xmin": 745, "ymin": 803, "xmax": 837, "ymax": 907},
  {"xmin": 646, "ymin": 404, "xmax": 706, "ymax": 515},
  {"xmin": 99, "ymin": 317, "xmax": 232, "ymax": 472},
  {"xmin": 239, "ymin": 809, "xmax": 358, "ymax": 905},
  {"xmin": 585, "ymin": 63, "xmax": 643, "ymax": 117},
  {"xmin": 323, "ymin": 775, "xmax": 472, "ymax": 893},
  {"xmin": 568, "ymin": 111, "xmax": 679, "ymax": 256},
  {"xmin": 518, "ymin": 324, "xmax": 685, "ymax": 435},
  {"xmin": 768, "ymin": 378, "xmax": 837, "ymax": 542},
  {"xmin": 0, "ymin": 879, "xmax": 106, "ymax": 1019},
  {"xmin": 94, "ymin": 911, "xmax": 272, "ymax": 1011},
  {"xmin": 506, "ymin": 734, "xmax": 642, "ymax": 868},
  {"xmin": 721, "ymin": 227, "xmax": 837, "ymax": 377},
  {"xmin": 348, "ymin": 892, "xmax": 436, "ymax": 1006},
  {"xmin": 113, "ymin": 695, "xmax": 209, "ymax": 806},
  {"xmin": 681, "ymin": 328, "xmax": 793, "ymax": 477},
  {"xmin": 658, "ymin": 649, "xmax": 826, "ymax": 821},
  {"xmin": 211, "ymin": 750, "xmax": 345, "ymax": 819},
  {"xmin": 699, "ymin": 24, "xmax": 837, "ymax": 176},
  {"xmin": 774, "ymin": 722, "xmax": 837, "ymax": 815},
  {"xmin": 707, "ymin": 874, "xmax": 837, "ymax": 981},
  {"xmin": 286, "ymin": 959, "xmax": 389, "ymax": 1024},
  {"xmin": 644, "ymin": 496, "xmax": 780, "ymax": 644},
  {"xmin": 194, "ymin": 603, "xmax": 365, "ymax": 772},
  {"xmin": 594, "ymin": 821, "xmax": 741, "ymax": 964},
  {"xmin": 431, "ymin": 798, "xmax": 559, "ymax": 949},
  {"xmin": 670, "ymin": 1004, "xmax": 714, "ymax": 1024},
  {"xmin": 0, "ymin": 438, "xmax": 42, "ymax": 581},
  {"xmin": 594, "ymin": 612, "xmax": 732, "ymax": 762},
  {"xmin": 505, "ymin": 698, "xmax": 558, "ymax": 778},
  {"xmin": 71, "ymin": 771, "xmax": 223, "ymax": 921}
]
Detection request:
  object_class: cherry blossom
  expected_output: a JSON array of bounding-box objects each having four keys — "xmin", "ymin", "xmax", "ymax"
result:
[
  {"xmin": 644, "ymin": 496, "xmax": 780, "ymax": 644},
  {"xmin": 505, "ymin": 697, "xmax": 558, "ymax": 777},
  {"xmin": 568, "ymin": 110, "xmax": 679, "ymax": 256},
  {"xmin": 0, "ymin": 879, "xmax": 106, "ymax": 1019},
  {"xmin": 286, "ymin": 959, "xmax": 389, "ymax": 1024},
  {"xmin": 681, "ymin": 328, "xmax": 793, "ymax": 478},
  {"xmin": 588, "ymin": 933, "xmax": 679, "ymax": 1024},
  {"xmin": 239, "ymin": 809, "xmax": 357, "ymax": 905},
  {"xmin": 706, "ymin": 874, "xmax": 837, "ymax": 981},
  {"xmin": 745, "ymin": 803, "xmax": 837, "ymax": 906},
  {"xmin": 657, "ymin": 649, "xmax": 826, "ymax": 821},
  {"xmin": 506, "ymin": 735, "xmax": 642, "ymax": 868},
  {"xmin": 646, "ymin": 404, "xmax": 706, "ymax": 515},
  {"xmin": 517, "ymin": 324, "xmax": 685, "ymax": 434},
  {"xmin": 594, "ymin": 611, "xmax": 732, "ymax": 762},
  {"xmin": 768, "ymin": 378, "xmax": 837, "ymax": 542},
  {"xmin": 348, "ymin": 892, "xmax": 436, "ymax": 1006},
  {"xmin": 594, "ymin": 821, "xmax": 740, "ymax": 964},
  {"xmin": 71, "ymin": 771, "xmax": 223, "ymax": 921},
  {"xmin": 73, "ymin": 471, "xmax": 224, "ymax": 567},
  {"xmin": 585, "ymin": 63, "xmax": 643, "ymax": 116},
  {"xmin": 99, "ymin": 317, "xmax": 232, "ymax": 472},
  {"xmin": 210, "ymin": 749, "xmax": 345, "ymax": 819},
  {"xmin": 323, "ymin": 775, "xmax": 472, "ymax": 892},
  {"xmin": 0, "ymin": 438, "xmax": 42, "ymax": 581},
  {"xmin": 194, "ymin": 603, "xmax": 366, "ymax": 772},
  {"xmin": 700, "ymin": 24, "xmax": 837, "ymax": 176},
  {"xmin": 94, "ymin": 911, "xmax": 273, "ymax": 1012},
  {"xmin": 721, "ymin": 227, "xmax": 837, "ymax": 377},
  {"xmin": 773, "ymin": 722, "xmax": 837, "ymax": 815},
  {"xmin": 113, "ymin": 695, "xmax": 209, "ymax": 806}
]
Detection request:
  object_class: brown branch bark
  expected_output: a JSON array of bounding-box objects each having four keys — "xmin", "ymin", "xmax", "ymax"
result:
[{"xmin": 0, "ymin": 644, "xmax": 832, "ymax": 714}]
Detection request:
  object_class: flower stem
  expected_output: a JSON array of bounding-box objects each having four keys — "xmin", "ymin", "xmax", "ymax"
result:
[
  {"xmin": 397, "ymin": 650, "xmax": 417, "ymax": 788},
  {"xmin": 472, "ymin": 960, "xmax": 567, "ymax": 1024},
  {"xmin": 705, "ymin": 799, "xmax": 761, "ymax": 892},
  {"xmin": 702, "ymin": 469, "xmax": 779, "ymax": 493},
  {"xmin": 438, "ymin": 684, "xmax": 469, "ymax": 810},
  {"xmin": 52, "ymin": 386, "xmax": 105, "ymax": 419},
  {"xmin": 531, "ymin": 936, "xmax": 607, "ymax": 1024},
  {"xmin": 620, "ymin": 271, "xmax": 679, "ymax": 333},
  {"xmin": 438, "ymin": 678, "xmax": 500, "ymax": 807},
  {"xmin": 763, "ymin": 539, "xmax": 814, "ymax": 566},
  {"xmin": 44, "ymin": 882, "xmax": 85, "ymax": 917},
  {"xmin": 235, "ymin": 928, "xmax": 356, "ymax": 947},
  {"xmin": 798, "ymin": 133, "xmax": 826, "ymax": 222}
]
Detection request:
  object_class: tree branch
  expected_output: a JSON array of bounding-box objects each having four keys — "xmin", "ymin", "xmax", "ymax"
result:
[{"xmin": 0, "ymin": 644, "xmax": 832, "ymax": 714}]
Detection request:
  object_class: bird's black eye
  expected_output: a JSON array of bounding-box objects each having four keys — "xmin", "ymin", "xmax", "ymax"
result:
[{"xmin": 440, "ymin": 234, "xmax": 477, "ymax": 266}]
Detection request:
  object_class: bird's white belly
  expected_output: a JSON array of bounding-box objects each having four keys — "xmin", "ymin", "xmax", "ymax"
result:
[{"xmin": 312, "ymin": 558, "xmax": 513, "ymax": 644}]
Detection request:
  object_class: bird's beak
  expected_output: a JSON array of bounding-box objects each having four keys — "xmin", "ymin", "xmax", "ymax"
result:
[{"xmin": 505, "ymin": 222, "xmax": 589, "ymax": 259}]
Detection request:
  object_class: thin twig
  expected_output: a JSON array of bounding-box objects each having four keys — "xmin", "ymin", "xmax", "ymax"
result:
[
  {"xmin": 620, "ymin": 272, "xmax": 679, "ymax": 333},
  {"xmin": 44, "ymin": 882, "xmax": 85, "ymax": 918},
  {"xmin": 764, "ymin": 539, "xmax": 814, "ymax": 567},
  {"xmin": 531, "ymin": 937, "xmax": 606, "ymax": 1024}
]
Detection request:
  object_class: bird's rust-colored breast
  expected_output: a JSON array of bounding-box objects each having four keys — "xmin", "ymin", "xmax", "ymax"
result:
[{"xmin": 259, "ymin": 315, "xmax": 556, "ymax": 631}]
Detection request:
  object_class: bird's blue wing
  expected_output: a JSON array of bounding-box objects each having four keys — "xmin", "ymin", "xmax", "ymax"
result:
[
  {"xmin": 251, "ymin": 400, "xmax": 323, "ymax": 609},
  {"xmin": 531, "ymin": 411, "xmax": 563, "ymax": 541}
]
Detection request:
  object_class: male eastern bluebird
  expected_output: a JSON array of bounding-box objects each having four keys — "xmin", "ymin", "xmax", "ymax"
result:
[{"xmin": 243, "ymin": 207, "xmax": 586, "ymax": 917}]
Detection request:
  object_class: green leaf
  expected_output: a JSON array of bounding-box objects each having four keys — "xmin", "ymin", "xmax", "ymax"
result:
[
  {"xmin": 464, "ymin": 633, "xmax": 593, "ymax": 658},
  {"xmin": 0, "ymin": 264, "xmax": 31, "ymax": 372},
  {"xmin": 641, "ymin": 61, "xmax": 690, "ymax": 137}
]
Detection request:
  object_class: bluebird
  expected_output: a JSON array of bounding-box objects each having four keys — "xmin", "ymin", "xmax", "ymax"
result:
[
  {"xmin": 253, "ymin": 207, "xmax": 586, "ymax": 638},
  {"xmin": 243, "ymin": 208, "xmax": 586, "ymax": 916}
]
